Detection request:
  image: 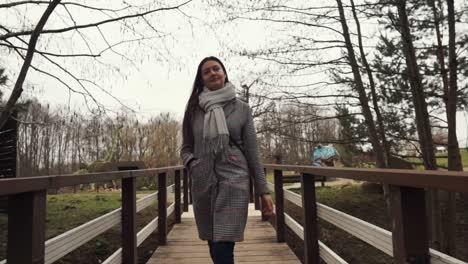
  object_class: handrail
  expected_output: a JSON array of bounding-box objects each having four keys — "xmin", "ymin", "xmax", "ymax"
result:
[
  {"xmin": 264, "ymin": 164, "xmax": 468, "ymax": 193},
  {"xmin": 0, "ymin": 166, "xmax": 189, "ymax": 264},
  {"xmin": 5, "ymin": 163, "xmax": 467, "ymax": 264},
  {"xmin": 42, "ymin": 185, "xmax": 175, "ymax": 264},
  {"xmin": 264, "ymin": 165, "xmax": 468, "ymax": 264},
  {"xmin": 267, "ymin": 182, "xmax": 466, "ymax": 264},
  {"xmin": 0, "ymin": 166, "xmax": 184, "ymax": 196}
]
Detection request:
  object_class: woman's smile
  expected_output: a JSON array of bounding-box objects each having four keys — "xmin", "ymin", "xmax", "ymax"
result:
[{"xmin": 201, "ymin": 60, "xmax": 226, "ymax": 90}]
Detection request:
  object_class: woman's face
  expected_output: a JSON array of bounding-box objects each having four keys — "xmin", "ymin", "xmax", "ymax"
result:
[{"xmin": 201, "ymin": 60, "xmax": 226, "ymax": 91}]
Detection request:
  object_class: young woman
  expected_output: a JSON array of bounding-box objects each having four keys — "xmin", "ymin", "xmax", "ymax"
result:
[{"xmin": 181, "ymin": 56, "xmax": 274, "ymax": 264}]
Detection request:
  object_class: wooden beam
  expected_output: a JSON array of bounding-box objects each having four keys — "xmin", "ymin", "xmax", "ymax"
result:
[
  {"xmin": 175, "ymin": 169, "xmax": 181, "ymax": 223},
  {"xmin": 390, "ymin": 185, "xmax": 430, "ymax": 263},
  {"xmin": 7, "ymin": 190, "xmax": 46, "ymax": 264},
  {"xmin": 263, "ymin": 164, "xmax": 468, "ymax": 193},
  {"xmin": 183, "ymin": 169, "xmax": 189, "ymax": 212},
  {"xmin": 301, "ymin": 173, "xmax": 319, "ymax": 264},
  {"xmin": 274, "ymin": 169, "xmax": 285, "ymax": 242},
  {"xmin": 122, "ymin": 176, "xmax": 137, "ymax": 264},
  {"xmin": 158, "ymin": 172, "xmax": 167, "ymax": 245},
  {"xmin": 2, "ymin": 164, "xmax": 468, "ymax": 196}
]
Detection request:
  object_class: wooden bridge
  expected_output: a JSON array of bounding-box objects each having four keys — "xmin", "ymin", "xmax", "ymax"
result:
[
  {"xmin": 148, "ymin": 204, "xmax": 300, "ymax": 264},
  {"xmin": 1, "ymin": 165, "xmax": 468, "ymax": 264}
]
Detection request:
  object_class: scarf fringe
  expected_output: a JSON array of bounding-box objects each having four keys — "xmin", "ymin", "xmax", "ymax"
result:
[{"xmin": 203, "ymin": 135, "xmax": 230, "ymax": 158}]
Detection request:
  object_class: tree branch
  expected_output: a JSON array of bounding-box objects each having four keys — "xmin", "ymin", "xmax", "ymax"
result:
[
  {"xmin": 0, "ymin": 0, "xmax": 61, "ymax": 130},
  {"xmin": 0, "ymin": 0, "xmax": 193, "ymax": 41}
]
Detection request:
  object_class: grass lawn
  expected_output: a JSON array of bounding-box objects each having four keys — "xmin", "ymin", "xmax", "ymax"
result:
[
  {"xmin": 265, "ymin": 170, "xmax": 301, "ymax": 183},
  {"xmin": 0, "ymin": 190, "xmax": 170, "ymax": 264},
  {"xmin": 436, "ymin": 148, "xmax": 468, "ymax": 168},
  {"xmin": 408, "ymin": 148, "xmax": 468, "ymax": 169}
]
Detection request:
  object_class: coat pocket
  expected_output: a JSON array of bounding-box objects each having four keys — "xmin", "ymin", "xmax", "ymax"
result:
[
  {"xmin": 190, "ymin": 158, "xmax": 212, "ymax": 193},
  {"xmin": 215, "ymin": 147, "xmax": 249, "ymax": 181},
  {"xmin": 226, "ymin": 154, "xmax": 248, "ymax": 171},
  {"xmin": 188, "ymin": 158, "xmax": 203, "ymax": 177}
]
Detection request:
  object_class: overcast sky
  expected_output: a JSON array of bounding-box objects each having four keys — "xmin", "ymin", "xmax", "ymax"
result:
[
  {"xmin": 1, "ymin": 0, "xmax": 467, "ymax": 147},
  {"xmin": 1, "ymin": 0, "xmax": 280, "ymax": 117}
]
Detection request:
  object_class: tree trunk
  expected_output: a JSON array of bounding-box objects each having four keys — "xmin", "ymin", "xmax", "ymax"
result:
[
  {"xmin": 395, "ymin": 0, "xmax": 440, "ymax": 249},
  {"xmin": 336, "ymin": 0, "xmax": 386, "ymax": 169},
  {"xmin": 350, "ymin": 0, "xmax": 391, "ymax": 167},
  {"xmin": 444, "ymin": 0, "xmax": 462, "ymax": 255},
  {"xmin": 0, "ymin": 0, "xmax": 61, "ymax": 130}
]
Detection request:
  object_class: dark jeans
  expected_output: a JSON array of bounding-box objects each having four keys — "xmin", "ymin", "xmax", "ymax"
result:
[{"xmin": 208, "ymin": 240, "xmax": 235, "ymax": 264}]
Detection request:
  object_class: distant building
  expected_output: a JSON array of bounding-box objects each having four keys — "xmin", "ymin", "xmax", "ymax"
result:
[{"xmin": 435, "ymin": 146, "xmax": 447, "ymax": 153}]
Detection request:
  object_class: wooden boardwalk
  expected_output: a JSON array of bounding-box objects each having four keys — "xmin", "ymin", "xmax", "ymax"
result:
[{"xmin": 147, "ymin": 204, "xmax": 300, "ymax": 264}]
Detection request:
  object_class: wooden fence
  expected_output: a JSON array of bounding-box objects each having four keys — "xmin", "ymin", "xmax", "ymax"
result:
[
  {"xmin": 2, "ymin": 164, "xmax": 468, "ymax": 264},
  {"xmin": 0, "ymin": 113, "xmax": 17, "ymax": 179},
  {"xmin": 0, "ymin": 166, "xmax": 188, "ymax": 264},
  {"xmin": 264, "ymin": 164, "xmax": 468, "ymax": 264}
]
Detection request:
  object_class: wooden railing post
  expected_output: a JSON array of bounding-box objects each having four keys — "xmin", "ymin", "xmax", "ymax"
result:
[
  {"xmin": 183, "ymin": 168, "xmax": 189, "ymax": 212},
  {"xmin": 301, "ymin": 173, "xmax": 319, "ymax": 264},
  {"xmin": 175, "ymin": 169, "xmax": 181, "ymax": 223},
  {"xmin": 274, "ymin": 169, "xmax": 285, "ymax": 242},
  {"xmin": 158, "ymin": 172, "xmax": 167, "ymax": 245},
  {"xmin": 122, "ymin": 174, "xmax": 137, "ymax": 264},
  {"xmin": 7, "ymin": 190, "xmax": 46, "ymax": 264},
  {"xmin": 390, "ymin": 186, "xmax": 430, "ymax": 264}
]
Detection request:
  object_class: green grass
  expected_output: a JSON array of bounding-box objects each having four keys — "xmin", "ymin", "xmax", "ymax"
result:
[
  {"xmin": 454, "ymin": 148, "xmax": 468, "ymax": 167},
  {"xmin": 266, "ymin": 170, "xmax": 301, "ymax": 183},
  {"xmin": 434, "ymin": 148, "xmax": 468, "ymax": 168},
  {"xmin": 407, "ymin": 148, "xmax": 468, "ymax": 169},
  {"xmin": 46, "ymin": 192, "xmax": 122, "ymax": 237}
]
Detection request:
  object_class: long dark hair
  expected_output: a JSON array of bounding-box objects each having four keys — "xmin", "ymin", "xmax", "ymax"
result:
[{"xmin": 182, "ymin": 57, "xmax": 229, "ymax": 135}]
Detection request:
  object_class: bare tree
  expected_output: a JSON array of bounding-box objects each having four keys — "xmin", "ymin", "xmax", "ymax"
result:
[{"xmin": 0, "ymin": 0, "xmax": 193, "ymax": 130}]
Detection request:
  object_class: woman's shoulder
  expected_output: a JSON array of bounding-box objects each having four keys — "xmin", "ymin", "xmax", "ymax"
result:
[{"xmin": 234, "ymin": 98, "xmax": 251, "ymax": 113}]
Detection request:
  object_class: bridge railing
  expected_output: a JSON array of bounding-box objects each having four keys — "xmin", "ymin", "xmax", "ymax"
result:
[
  {"xmin": 263, "ymin": 164, "xmax": 468, "ymax": 264},
  {"xmin": 0, "ymin": 166, "xmax": 188, "ymax": 264}
]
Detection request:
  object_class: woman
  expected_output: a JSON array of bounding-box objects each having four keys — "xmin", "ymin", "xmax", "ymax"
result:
[{"xmin": 181, "ymin": 56, "xmax": 274, "ymax": 264}]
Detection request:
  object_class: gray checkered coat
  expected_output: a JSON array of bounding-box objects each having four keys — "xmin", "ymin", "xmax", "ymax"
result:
[{"xmin": 181, "ymin": 98, "xmax": 269, "ymax": 242}]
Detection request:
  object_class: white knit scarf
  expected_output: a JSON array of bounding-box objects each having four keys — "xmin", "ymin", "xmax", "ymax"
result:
[{"xmin": 198, "ymin": 82, "xmax": 236, "ymax": 156}]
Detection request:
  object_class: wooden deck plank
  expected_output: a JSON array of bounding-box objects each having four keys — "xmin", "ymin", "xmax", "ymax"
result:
[{"xmin": 147, "ymin": 204, "xmax": 300, "ymax": 264}]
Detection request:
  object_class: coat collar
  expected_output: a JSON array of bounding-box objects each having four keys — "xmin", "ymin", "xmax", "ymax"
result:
[{"xmin": 223, "ymin": 98, "xmax": 237, "ymax": 118}]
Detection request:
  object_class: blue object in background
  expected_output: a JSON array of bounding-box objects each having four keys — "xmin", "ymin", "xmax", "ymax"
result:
[{"xmin": 312, "ymin": 145, "xmax": 339, "ymax": 166}]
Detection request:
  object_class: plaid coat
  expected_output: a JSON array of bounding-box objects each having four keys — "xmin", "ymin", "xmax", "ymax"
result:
[{"xmin": 181, "ymin": 98, "xmax": 269, "ymax": 242}]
